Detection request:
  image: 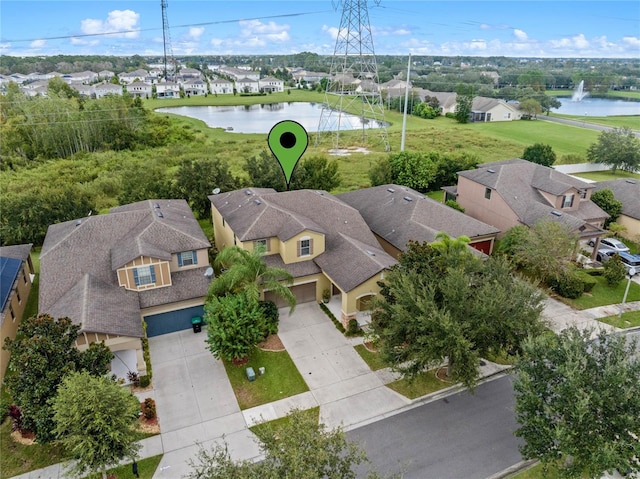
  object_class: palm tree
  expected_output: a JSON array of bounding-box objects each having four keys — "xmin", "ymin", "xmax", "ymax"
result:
[
  {"xmin": 210, "ymin": 245, "xmax": 296, "ymax": 312},
  {"xmin": 430, "ymin": 232, "xmax": 476, "ymax": 271}
]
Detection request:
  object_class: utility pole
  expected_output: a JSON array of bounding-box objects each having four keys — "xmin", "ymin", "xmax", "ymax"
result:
[{"xmin": 317, "ymin": 0, "xmax": 389, "ymax": 151}]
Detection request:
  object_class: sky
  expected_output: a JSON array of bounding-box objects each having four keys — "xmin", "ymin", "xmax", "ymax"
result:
[{"xmin": 1, "ymin": 1, "xmax": 639, "ymax": 59}]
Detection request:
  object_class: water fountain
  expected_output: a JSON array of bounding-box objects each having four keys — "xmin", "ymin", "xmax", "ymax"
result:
[{"xmin": 571, "ymin": 80, "xmax": 589, "ymax": 102}]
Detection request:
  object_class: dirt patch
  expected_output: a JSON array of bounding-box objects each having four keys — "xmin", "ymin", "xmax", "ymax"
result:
[
  {"xmin": 130, "ymin": 383, "xmax": 153, "ymax": 394},
  {"xmin": 363, "ymin": 341, "xmax": 378, "ymax": 353},
  {"xmin": 435, "ymin": 367, "xmax": 454, "ymax": 383},
  {"xmin": 258, "ymin": 334, "xmax": 285, "ymax": 352},
  {"xmin": 10, "ymin": 429, "xmax": 35, "ymax": 445}
]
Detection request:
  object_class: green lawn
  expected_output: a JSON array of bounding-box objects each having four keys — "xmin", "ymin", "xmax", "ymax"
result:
[
  {"xmin": 509, "ymin": 462, "xmax": 559, "ymax": 479},
  {"xmin": 354, "ymin": 344, "xmax": 388, "ymax": 371},
  {"xmin": 386, "ymin": 369, "xmax": 453, "ymax": 399},
  {"xmin": 222, "ymin": 348, "xmax": 309, "ymax": 410},
  {"xmin": 598, "ymin": 310, "xmax": 640, "ymax": 329},
  {"xmin": 85, "ymin": 454, "xmax": 163, "ymax": 479},
  {"xmin": 566, "ymin": 275, "xmax": 640, "ymax": 310},
  {"xmin": 425, "ymin": 190, "xmax": 445, "ymax": 202},
  {"xmin": 571, "ymin": 170, "xmax": 640, "ymax": 182},
  {"xmin": 249, "ymin": 406, "xmax": 320, "ymax": 440}
]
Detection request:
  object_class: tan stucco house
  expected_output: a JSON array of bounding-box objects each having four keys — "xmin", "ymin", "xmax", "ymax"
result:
[
  {"xmin": 1, "ymin": 244, "xmax": 34, "ymax": 383},
  {"xmin": 593, "ymin": 179, "xmax": 640, "ymax": 239},
  {"xmin": 210, "ymin": 189, "xmax": 397, "ymax": 326},
  {"xmin": 338, "ymin": 184, "xmax": 500, "ymax": 257},
  {"xmin": 445, "ymin": 159, "xmax": 608, "ymax": 242},
  {"xmin": 39, "ymin": 200, "xmax": 211, "ymax": 381}
]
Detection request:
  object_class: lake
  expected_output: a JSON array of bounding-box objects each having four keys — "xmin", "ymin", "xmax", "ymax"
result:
[
  {"xmin": 552, "ymin": 97, "xmax": 640, "ymax": 116},
  {"xmin": 155, "ymin": 102, "xmax": 388, "ymax": 134}
]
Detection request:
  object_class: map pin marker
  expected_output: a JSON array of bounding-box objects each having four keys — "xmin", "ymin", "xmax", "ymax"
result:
[{"xmin": 267, "ymin": 120, "xmax": 308, "ymax": 189}]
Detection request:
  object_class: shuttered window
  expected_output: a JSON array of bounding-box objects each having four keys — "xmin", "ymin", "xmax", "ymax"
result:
[
  {"xmin": 178, "ymin": 251, "xmax": 197, "ymax": 267},
  {"xmin": 134, "ymin": 265, "xmax": 156, "ymax": 286},
  {"xmin": 298, "ymin": 238, "xmax": 313, "ymax": 257}
]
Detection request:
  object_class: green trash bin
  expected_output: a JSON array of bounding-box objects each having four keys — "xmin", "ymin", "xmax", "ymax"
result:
[{"xmin": 191, "ymin": 316, "xmax": 203, "ymax": 333}]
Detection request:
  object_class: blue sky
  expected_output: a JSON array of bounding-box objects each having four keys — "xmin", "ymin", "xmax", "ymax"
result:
[{"xmin": 1, "ymin": 1, "xmax": 639, "ymax": 58}]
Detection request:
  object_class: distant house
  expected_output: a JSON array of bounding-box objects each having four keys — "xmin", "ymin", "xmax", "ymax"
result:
[
  {"xmin": 156, "ymin": 81, "xmax": 180, "ymax": 99},
  {"xmin": 338, "ymin": 184, "xmax": 500, "ymax": 257},
  {"xmin": 593, "ymin": 178, "xmax": 640, "ymax": 238},
  {"xmin": 259, "ymin": 76, "xmax": 284, "ymax": 93},
  {"xmin": 210, "ymin": 189, "xmax": 397, "ymax": 326},
  {"xmin": 210, "ymin": 78, "xmax": 233, "ymax": 94},
  {"xmin": 126, "ymin": 81, "xmax": 152, "ymax": 99},
  {"xmin": 469, "ymin": 97, "xmax": 522, "ymax": 122},
  {"xmin": 98, "ymin": 70, "xmax": 115, "ymax": 81},
  {"xmin": 1, "ymin": 244, "xmax": 34, "ymax": 383},
  {"xmin": 182, "ymin": 79, "xmax": 208, "ymax": 96},
  {"xmin": 118, "ymin": 69, "xmax": 150, "ymax": 85},
  {"xmin": 94, "ymin": 82, "xmax": 123, "ymax": 98},
  {"xmin": 39, "ymin": 200, "xmax": 211, "ymax": 381},
  {"xmin": 446, "ymin": 159, "xmax": 608, "ymax": 242},
  {"xmin": 236, "ymin": 77, "xmax": 259, "ymax": 93}
]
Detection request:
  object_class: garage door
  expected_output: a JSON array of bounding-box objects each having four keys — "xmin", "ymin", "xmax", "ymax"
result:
[
  {"xmin": 144, "ymin": 305, "xmax": 205, "ymax": 337},
  {"xmin": 265, "ymin": 282, "xmax": 316, "ymax": 308}
]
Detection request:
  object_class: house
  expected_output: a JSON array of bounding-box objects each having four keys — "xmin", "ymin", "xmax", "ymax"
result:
[
  {"xmin": 94, "ymin": 82, "xmax": 123, "ymax": 98},
  {"xmin": 259, "ymin": 76, "xmax": 284, "ymax": 93},
  {"xmin": 0, "ymin": 244, "xmax": 34, "ymax": 383},
  {"xmin": 210, "ymin": 78, "xmax": 233, "ymax": 94},
  {"xmin": 156, "ymin": 81, "xmax": 180, "ymax": 99},
  {"xmin": 39, "ymin": 200, "xmax": 211, "ymax": 381},
  {"xmin": 182, "ymin": 79, "xmax": 208, "ymax": 96},
  {"xmin": 126, "ymin": 81, "xmax": 153, "ymax": 99},
  {"xmin": 236, "ymin": 77, "xmax": 259, "ymax": 93},
  {"xmin": 338, "ymin": 184, "xmax": 500, "ymax": 257},
  {"xmin": 209, "ymin": 189, "xmax": 397, "ymax": 326},
  {"xmin": 593, "ymin": 178, "xmax": 640, "ymax": 238},
  {"xmin": 469, "ymin": 97, "xmax": 522, "ymax": 122},
  {"xmin": 446, "ymin": 159, "xmax": 608, "ymax": 241},
  {"xmin": 118, "ymin": 69, "xmax": 150, "ymax": 85},
  {"xmin": 98, "ymin": 70, "xmax": 116, "ymax": 81}
]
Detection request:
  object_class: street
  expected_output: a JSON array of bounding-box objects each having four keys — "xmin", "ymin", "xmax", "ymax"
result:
[{"xmin": 347, "ymin": 374, "xmax": 523, "ymax": 479}]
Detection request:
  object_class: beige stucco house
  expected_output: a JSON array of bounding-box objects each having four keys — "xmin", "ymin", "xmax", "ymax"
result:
[
  {"xmin": 0, "ymin": 244, "xmax": 34, "ymax": 383},
  {"xmin": 470, "ymin": 97, "xmax": 522, "ymax": 122},
  {"xmin": 593, "ymin": 178, "xmax": 640, "ymax": 239},
  {"xmin": 39, "ymin": 200, "xmax": 211, "ymax": 381},
  {"xmin": 210, "ymin": 189, "xmax": 397, "ymax": 326},
  {"xmin": 445, "ymin": 159, "xmax": 608, "ymax": 242}
]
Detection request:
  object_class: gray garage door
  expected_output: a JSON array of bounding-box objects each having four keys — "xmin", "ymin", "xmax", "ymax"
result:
[
  {"xmin": 144, "ymin": 305, "xmax": 205, "ymax": 337},
  {"xmin": 265, "ymin": 282, "xmax": 316, "ymax": 308}
]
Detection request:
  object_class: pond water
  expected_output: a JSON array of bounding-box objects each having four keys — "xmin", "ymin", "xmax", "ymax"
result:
[
  {"xmin": 155, "ymin": 102, "xmax": 387, "ymax": 134},
  {"xmin": 552, "ymin": 97, "xmax": 640, "ymax": 116}
]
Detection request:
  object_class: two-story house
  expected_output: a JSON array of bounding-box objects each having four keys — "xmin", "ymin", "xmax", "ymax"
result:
[
  {"xmin": 156, "ymin": 81, "xmax": 180, "ymax": 99},
  {"xmin": 210, "ymin": 78, "xmax": 233, "ymax": 94},
  {"xmin": 39, "ymin": 200, "xmax": 211, "ymax": 381},
  {"xmin": 0, "ymin": 244, "xmax": 34, "ymax": 383},
  {"xmin": 259, "ymin": 76, "xmax": 284, "ymax": 93},
  {"xmin": 593, "ymin": 179, "xmax": 640, "ymax": 239},
  {"xmin": 235, "ymin": 77, "xmax": 259, "ymax": 94},
  {"xmin": 446, "ymin": 159, "xmax": 608, "ymax": 242},
  {"xmin": 126, "ymin": 81, "xmax": 153, "ymax": 99},
  {"xmin": 210, "ymin": 189, "xmax": 396, "ymax": 326}
]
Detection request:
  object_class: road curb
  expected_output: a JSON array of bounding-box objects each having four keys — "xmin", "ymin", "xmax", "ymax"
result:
[{"xmin": 485, "ymin": 459, "xmax": 538, "ymax": 479}]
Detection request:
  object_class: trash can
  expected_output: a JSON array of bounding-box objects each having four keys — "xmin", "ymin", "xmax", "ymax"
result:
[
  {"xmin": 246, "ymin": 367, "xmax": 256, "ymax": 382},
  {"xmin": 191, "ymin": 316, "xmax": 203, "ymax": 333}
]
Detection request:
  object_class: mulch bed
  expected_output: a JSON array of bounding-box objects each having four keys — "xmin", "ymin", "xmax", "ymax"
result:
[
  {"xmin": 139, "ymin": 401, "xmax": 160, "ymax": 435},
  {"xmin": 363, "ymin": 341, "xmax": 378, "ymax": 353},
  {"xmin": 257, "ymin": 334, "xmax": 285, "ymax": 352},
  {"xmin": 435, "ymin": 367, "xmax": 455, "ymax": 383}
]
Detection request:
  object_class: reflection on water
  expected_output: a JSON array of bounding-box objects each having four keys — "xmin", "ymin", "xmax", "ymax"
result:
[
  {"xmin": 155, "ymin": 102, "xmax": 387, "ymax": 133},
  {"xmin": 552, "ymin": 97, "xmax": 639, "ymax": 116}
]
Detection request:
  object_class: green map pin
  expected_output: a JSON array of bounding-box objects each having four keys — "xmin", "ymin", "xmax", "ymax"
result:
[{"xmin": 268, "ymin": 120, "xmax": 308, "ymax": 188}]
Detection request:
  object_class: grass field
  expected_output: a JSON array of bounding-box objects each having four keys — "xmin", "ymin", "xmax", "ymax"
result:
[
  {"xmin": 354, "ymin": 344, "xmax": 387, "ymax": 371},
  {"xmin": 598, "ymin": 310, "xmax": 640, "ymax": 329},
  {"xmin": 571, "ymin": 170, "xmax": 640, "ymax": 182},
  {"xmin": 565, "ymin": 275, "xmax": 640, "ymax": 310},
  {"xmin": 386, "ymin": 369, "xmax": 453, "ymax": 399}
]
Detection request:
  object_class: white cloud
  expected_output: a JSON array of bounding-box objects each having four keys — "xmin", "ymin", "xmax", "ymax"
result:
[
  {"xmin": 30, "ymin": 39, "xmax": 46, "ymax": 48},
  {"xmin": 622, "ymin": 36, "xmax": 640, "ymax": 48},
  {"xmin": 81, "ymin": 10, "xmax": 140, "ymax": 39},
  {"xmin": 322, "ymin": 25, "xmax": 340, "ymax": 40},
  {"xmin": 70, "ymin": 37, "xmax": 99, "ymax": 46},
  {"xmin": 513, "ymin": 29, "xmax": 528, "ymax": 41},
  {"xmin": 188, "ymin": 27, "xmax": 205, "ymax": 40},
  {"xmin": 393, "ymin": 28, "xmax": 411, "ymax": 36},
  {"xmin": 238, "ymin": 19, "xmax": 290, "ymax": 42}
]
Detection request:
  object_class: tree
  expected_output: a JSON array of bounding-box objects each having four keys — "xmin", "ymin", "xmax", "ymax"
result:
[
  {"xmin": 3, "ymin": 314, "xmax": 113, "ymax": 441},
  {"xmin": 519, "ymin": 99, "xmax": 542, "ymax": 119},
  {"xmin": 587, "ymin": 127, "xmax": 640, "ymax": 173},
  {"xmin": 454, "ymin": 84, "xmax": 473, "ymax": 123},
  {"xmin": 174, "ymin": 158, "xmax": 240, "ymax": 218},
  {"xmin": 603, "ymin": 254, "xmax": 626, "ymax": 286},
  {"xmin": 590, "ymin": 188, "xmax": 622, "ymax": 228},
  {"xmin": 210, "ymin": 245, "xmax": 295, "ymax": 311},
  {"xmin": 514, "ymin": 328, "xmax": 640, "ymax": 478},
  {"xmin": 118, "ymin": 161, "xmax": 174, "ymax": 206},
  {"xmin": 52, "ymin": 371, "xmax": 141, "ymax": 479},
  {"xmin": 373, "ymin": 237, "xmax": 545, "ymax": 389},
  {"xmin": 522, "ymin": 143, "xmax": 556, "ymax": 167},
  {"xmin": 187, "ymin": 409, "xmax": 384, "ymax": 479}
]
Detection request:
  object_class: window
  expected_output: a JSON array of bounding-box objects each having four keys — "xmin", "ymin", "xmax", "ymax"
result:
[
  {"xmin": 16, "ymin": 291, "xmax": 21, "ymax": 304},
  {"xmin": 178, "ymin": 251, "xmax": 197, "ymax": 267},
  {"xmin": 579, "ymin": 189, "xmax": 587, "ymax": 199},
  {"xmin": 134, "ymin": 265, "xmax": 156, "ymax": 286},
  {"xmin": 562, "ymin": 194, "xmax": 574, "ymax": 208},
  {"xmin": 23, "ymin": 272, "xmax": 28, "ymax": 284},
  {"xmin": 298, "ymin": 238, "xmax": 312, "ymax": 257},
  {"xmin": 255, "ymin": 239, "xmax": 270, "ymax": 252},
  {"xmin": 9, "ymin": 307, "xmax": 15, "ymax": 322},
  {"xmin": 484, "ymin": 187, "xmax": 492, "ymax": 200}
]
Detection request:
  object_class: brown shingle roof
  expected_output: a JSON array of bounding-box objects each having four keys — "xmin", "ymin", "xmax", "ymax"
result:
[{"xmin": 593, "ymin": 179, "xmax": 640, "ymax": 220}]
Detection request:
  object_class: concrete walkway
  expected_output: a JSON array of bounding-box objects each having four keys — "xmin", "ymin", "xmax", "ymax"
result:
[{"xmin": 10, "ymin": 295, "xmax": 640, "ymax": 479}]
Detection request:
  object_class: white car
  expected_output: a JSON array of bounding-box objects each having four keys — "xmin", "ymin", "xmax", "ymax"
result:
[{"xmin": 589, "ymin": 238, "xmax": 631, "ymax": 254}]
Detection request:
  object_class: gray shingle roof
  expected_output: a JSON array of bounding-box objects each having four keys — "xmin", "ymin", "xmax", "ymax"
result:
[
  {"xmin": 593, "ymin": 179, "xmax": 640, "ymax": 220},
  {"xmin": 39, "ymin": 199, "xmax": 210, "ymax": 337},
  {"xmin": 458, "ymin": 159, "xmax": 608, "ymax": 230},
  {"xmin": 338, "ymin": 185, "xmax": 499, "ymax": 252},
  {"xmin": 0, "ymin": 244, "xmax": 32, "ymax": 261}
]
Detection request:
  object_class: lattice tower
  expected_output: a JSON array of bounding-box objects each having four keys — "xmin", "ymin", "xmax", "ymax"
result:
[
  {"xmin": 317, "ymin": 0, "xmax": 389, "ymax": 151},
  {"xmin": 161, "ymin": 0, "xmax": 177, "ymax": 81}
]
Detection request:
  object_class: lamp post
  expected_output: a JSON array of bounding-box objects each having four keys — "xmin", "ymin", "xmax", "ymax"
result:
[{"xmin": 619, "ymin": 267, "xmax": 637, "ymax": 318}]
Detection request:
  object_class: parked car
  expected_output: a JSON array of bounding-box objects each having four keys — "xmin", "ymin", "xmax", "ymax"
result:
[
  {"xmin": 596, "ymin": 247, "xmax": 618, "ymax": 263},
  {"xmin": 588, "ymin": 237, "xmax": 631, "ymax": 254},
  {"xmin": 618, "ymin": 252, "xmax": 640, "ymax": 276}
]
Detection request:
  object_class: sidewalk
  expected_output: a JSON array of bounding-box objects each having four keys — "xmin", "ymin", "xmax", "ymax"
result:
[{"xmin": 10, "ymin": 298, "xmax": 640, "ymax": 479}]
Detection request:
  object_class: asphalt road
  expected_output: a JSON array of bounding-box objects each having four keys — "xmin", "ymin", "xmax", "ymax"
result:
[
  {"xmin": 538, "ymin": 115, "xmax": 640, "ymax": 137},
  {"xmin": 347, "ymin": 374, "xmax": 523, "ymax": 479}
]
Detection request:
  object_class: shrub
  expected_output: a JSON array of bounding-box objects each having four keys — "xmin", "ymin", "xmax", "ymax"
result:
[
  {"xmin": 445, "ymin": 199, "xmax": 465, "ymax": 213},
  {"xmin": 603, "ymin": 255, "xmax": 626, "ymax": 286},
  {"xmin": 576, "ymin": 270, "xmax": 597, "ymax": 293},
  {"xmin": 143, "ymin": 398, "xmax": 156, "ymax": 420},
  {"xmin": 138, "ymin": 375, "xmax": 150, "ymax": 388},
  {"xmin": 8, "ymin": 405, "xmax": 23, "ymax": 432},
  {"xmin": 127, "ymin": 371, "xmax": 140, "ymax": 387},
  {"xmin": 319, "ymin": 302, "xmax": 345, "ymax": 333},
  {"xmin": 548, "ymin": 269, "xmax": 584, "ymax": 299},
  {"xmin": 259, "ymin": 300, "xmax": 279, "ymax": 338},
  {"xmin": 346, "ymin": 318, "xmax": 360, "ymax": 336}
]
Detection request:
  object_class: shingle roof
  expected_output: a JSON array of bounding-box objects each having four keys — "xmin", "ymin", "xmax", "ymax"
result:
[
  {"xmin": 593, "ymin": 179, "xmax": 640, "ymax": 220},
  {"xmin": 138, "ymin": 267, "xmax": 211, "ymax": 309},
  {"xmin": 39, "ymin": 199, "xmax": 209, "ymax": 337},
  {"xmin": 0, "ymin": 244, "xmax": 32, "ymax": 262},
  {"xmin": 338, "ymin": 185, "xmax": 499, "ymax": 252},
  {"xmin": 211, "ymin": 189, "xmax": 397, "ymax": 292},
  {"xmin": 458, "ymin": 159, "xmax": 608, "ymax": 230}
]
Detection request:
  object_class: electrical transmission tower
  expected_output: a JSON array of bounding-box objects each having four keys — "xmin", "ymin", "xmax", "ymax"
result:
[
  {"xmin": 317, "ymin": 0, "xmax": 389, "ymax": 151},
  {"xmin": 160, "ymin": 0, "xmax": 176, "ymax": 81}
]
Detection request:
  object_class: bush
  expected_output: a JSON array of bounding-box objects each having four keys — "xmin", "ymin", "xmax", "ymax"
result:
[
  {"xmin": 445, "ymin": 199, "xmax": 465, "ymax": 213},
  {"xmin": 127, "ymin": 371, "xmax": 140, "ymax": 387},
  {"xmin": 319, "ymin": 302, "xmax": 345, "ymax": 333},
  {"xmin": 346, "ymin": 318, "xmax": 360, "ymax": 336},
  {"xmin": 259, "ymin": 300, "xmax": 279, "ymax": 338},
  {"xmin": 138, "ymin": 375, "xmax": 150, "ymax": 388},
  {"xmin": 549, "ymin": 269, "xmax": 584, "ymax": 299},
  {"xmin": 8, "ymin": 405, "xmax": 23, "ymax": 432},
  {"xmin": 143, "ymin": 397, "xmax": 156, "ymax": 420},
  {"xmin": 603, "ymin": 255, "xmax": 626, "ymax": 286},
  {"xmin": 576, "ymin": 270, "xmax": 597, "ymax": 293}
]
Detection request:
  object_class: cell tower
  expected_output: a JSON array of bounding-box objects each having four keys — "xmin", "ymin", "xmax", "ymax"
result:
[
  {"xmin": 317, "ymin": 0, "xmax": 389, "ymax": 151},
  {"xmin": 160, "ymin": 0, "xmax": 176, "ymax": 81}
]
